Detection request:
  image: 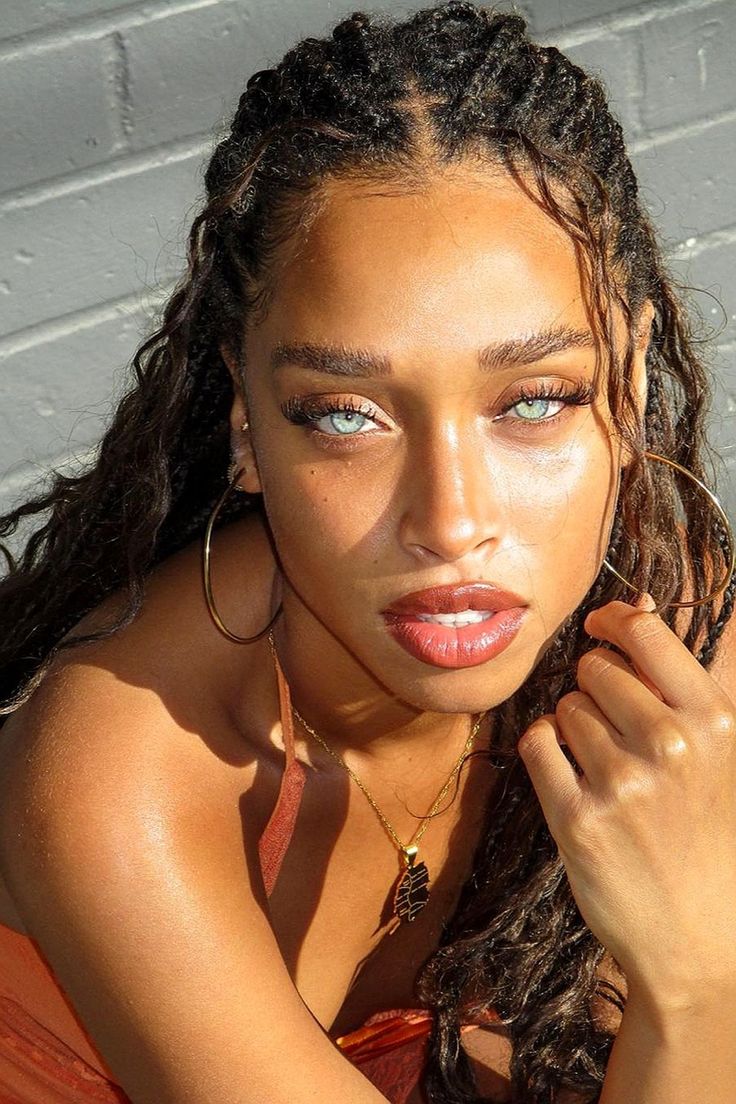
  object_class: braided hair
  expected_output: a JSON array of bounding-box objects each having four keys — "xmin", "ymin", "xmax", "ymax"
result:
[{"xmin": 1, "ymin": 4, "xmax": 733, "ymax": 1101}]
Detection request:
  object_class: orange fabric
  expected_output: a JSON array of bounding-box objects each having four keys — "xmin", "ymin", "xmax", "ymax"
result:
[
  {"xmin": 0, "ymin": 651, "xmax": 497, "ymax": 1102},
  {"xmin": 257, "ymin": 648, "xmax": 307, "ymax": 897},
  {"xmin": 0, "ymin": 923, "xmax": 128, "ymax": 1102},
  {"xmin": 336, "ymin": 1010, "xmax": 434, "ymax": 1104},
  {"xmin": 333, "ymin": 1008, "xmax": 502, "ymax": 1104}
]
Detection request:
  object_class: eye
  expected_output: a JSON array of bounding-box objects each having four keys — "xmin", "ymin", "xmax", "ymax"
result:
[
  {"xmin": 497, "ymin": 380, "xmax": 596, "ymax": 426},
  {"xmin": 317, "ymin": 407, "xmax": 378, "ymax": 436},
  {"xmin": 507, "ymin": 395, "xmax": 567, "ymax": 422},
  {"xmin": 280, "ymin": 396, "xmax": 382, "ymax": 438}
]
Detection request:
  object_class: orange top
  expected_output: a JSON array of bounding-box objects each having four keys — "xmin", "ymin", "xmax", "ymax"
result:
[{"xmin": 0, "ymin": 649, "xmax": 498, "ymax": 1104}]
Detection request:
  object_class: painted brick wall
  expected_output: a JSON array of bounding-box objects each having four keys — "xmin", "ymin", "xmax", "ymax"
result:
[{"xmin": 1, "ymin": 0, "xmax": 734, "ymax": 538}]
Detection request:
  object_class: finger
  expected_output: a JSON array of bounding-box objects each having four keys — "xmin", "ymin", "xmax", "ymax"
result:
[
  {"xmin": 583, "ymin": 599, "xmax": 713, "ymax": 711},
  {"xmin": 618, "ymin": 595, "xmax": 665, "ymax": 701},
  {"xmin": 576, "ymin": 646, "xmax": 671, "ymax": 747},
  {"xmin": 517, "ymin": 715, "xmax": 584, "ymax": 833},
  {"xmin": 610, "ymin": 594, "xmax": 666, "ymax": 700},
  {"xmin": 634, "ymin": 592, "xmax": 657, "ymax": 614},
  {"xmin": 554, "ymin": 690, "xmax": 627, "ymax": 788}
]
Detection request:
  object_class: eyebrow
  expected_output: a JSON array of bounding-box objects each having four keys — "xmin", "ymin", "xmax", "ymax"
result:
[{"xmin": 269, "ymin": 326, "xmax": 596, "ymax": 378}]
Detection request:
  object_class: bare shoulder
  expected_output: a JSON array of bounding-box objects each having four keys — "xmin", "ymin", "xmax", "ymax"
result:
[
  {"xmin": 0, "ymin": 511, "xmax": 284, "ymax": 903},
  {"xmin": 0, "ymin": 510, "xmax": 278, "ymax": 933},
  {"xmin": 59, "ymin": 507, "xmax": 280, "ymax": 721},
  {"xmin": 0, "ymin": 516, "xmax": 384, "ymax": 1103},
  {"xmin": 1, "ymin": 510, "xmax": 278, "ymax": 764}
]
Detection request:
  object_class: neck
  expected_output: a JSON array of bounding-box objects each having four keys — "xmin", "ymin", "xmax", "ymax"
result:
[{"xmin": 268, "ymin": 613, "xmax": 495, "ymax": 765}]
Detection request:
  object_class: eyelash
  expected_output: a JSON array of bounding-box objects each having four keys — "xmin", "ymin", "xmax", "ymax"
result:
[
  {"xmin": 279, "ymin": 380, "xmax": 596, "ymax": 443},
  {"xmin": 280, "ymin": 396, "xmax": 381, "ymax": 442},
  {"xmin": 500, "ymin": 380, "xmax": 596, "ymax": 424}
]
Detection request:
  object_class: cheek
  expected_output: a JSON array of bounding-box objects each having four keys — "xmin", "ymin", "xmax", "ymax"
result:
[
  {"xmin": 264, "ymin": 459, "xmax": 390, "ymax": 564},
  {"xmin": 499, "ymin": 435, "xmax": 617, "ymax": 586}
]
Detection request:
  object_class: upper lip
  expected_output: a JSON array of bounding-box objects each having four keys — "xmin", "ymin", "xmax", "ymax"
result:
[{"xmin": 382, "ymin": 582, "xmax": 527, "ymax": 616}]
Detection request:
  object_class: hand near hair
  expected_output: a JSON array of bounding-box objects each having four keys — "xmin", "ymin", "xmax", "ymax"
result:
[{"xmin": 517, "ymin": 597, "xmax": 736, "ymax": 1012}]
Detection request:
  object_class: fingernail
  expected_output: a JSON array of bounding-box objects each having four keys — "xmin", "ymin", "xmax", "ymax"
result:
[{"xmin": 635, "ymin": 591, "xmax": 656, "ymax": 613}]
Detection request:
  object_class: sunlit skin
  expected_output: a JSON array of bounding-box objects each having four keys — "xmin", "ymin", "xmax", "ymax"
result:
[
  {"xmin": 220, "ymin": 167, "xmax": 736, "ymax": 1087},
  {"xmin": 225, "ymin": 167, "xmax": 648, "ymax": 759}
]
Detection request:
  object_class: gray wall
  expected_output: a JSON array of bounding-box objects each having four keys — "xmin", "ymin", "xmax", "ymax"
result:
[{"xmin": 1, "ymin": 0, "xmax": 734, "ymax": 537}]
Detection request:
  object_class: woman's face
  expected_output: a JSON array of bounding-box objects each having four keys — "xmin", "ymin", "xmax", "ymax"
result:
[{"xmin": 236, "ymin": 167, "xmax": 647, "ymax": 717}]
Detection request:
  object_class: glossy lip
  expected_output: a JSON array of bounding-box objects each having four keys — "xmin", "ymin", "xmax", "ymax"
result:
[
  {"xmin": 382, "ymin": 581, "xmax": 527, "ymax": 616},
  {"xmin": 381, "ymin": 582, "xmax": 529, "ymax": 669},
  {"xmin": 383, "ymin": 606, "xmax": 527, "ymax": 669}
]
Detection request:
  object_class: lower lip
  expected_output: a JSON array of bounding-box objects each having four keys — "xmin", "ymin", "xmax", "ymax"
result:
[{"xmin": 383, "ymin": 608, "xmax": 527, "ymax": 669}]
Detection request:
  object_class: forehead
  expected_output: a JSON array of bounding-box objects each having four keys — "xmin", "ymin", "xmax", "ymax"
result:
[{"xmin": 254, "ymin": 167, "xmax": 591, "ymax": 354}]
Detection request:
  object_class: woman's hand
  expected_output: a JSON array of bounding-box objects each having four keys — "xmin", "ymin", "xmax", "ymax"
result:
[{"xmin": 518, "ymin": 596, "xmax": 736, "ymax": 1010}]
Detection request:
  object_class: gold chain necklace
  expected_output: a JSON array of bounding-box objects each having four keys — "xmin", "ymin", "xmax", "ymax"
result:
[{"xmin": 267, "ymin": 631, "xmax": 486, "ymax": 926}]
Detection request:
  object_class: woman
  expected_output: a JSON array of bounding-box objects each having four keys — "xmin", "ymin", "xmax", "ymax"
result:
[{"xmin": 0, "ymin": 3, "xmax": 734, "ymax": 1102}]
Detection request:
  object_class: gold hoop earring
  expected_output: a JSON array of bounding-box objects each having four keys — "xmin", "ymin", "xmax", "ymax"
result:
[
  {"xmin": 602, "ymin": 450, "xmax": 735, "ymax": 609},
  {"xmin": 202, "ymin": 466, "xmax": 283, "ymax": 643}
]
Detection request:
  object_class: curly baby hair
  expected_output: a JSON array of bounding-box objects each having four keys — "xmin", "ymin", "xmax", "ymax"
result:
[{"xmin": 1, "ymin": 3, "xmax": 733, "ymax": 1102}]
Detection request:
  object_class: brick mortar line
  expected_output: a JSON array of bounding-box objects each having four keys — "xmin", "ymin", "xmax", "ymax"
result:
[
  {"xmin": 549, "ymin": 0, "xmax": 725, "ymax": 47},
  {"xmin": 671, "ymin": 226, "xmax": 736, "ymax": 259},
  {"xmin": 629, "ymin": 105, "xmax": 736, "ymax": 155},
  {"xmin": 0, "ymin": 282, "xmax": 176, "ymax": 360},
  {"xmin": 625, "ymin": 33, "xmax": 646, "ymax": 138},
  {"xmin": 0, "ymin": 133, "xmax": 211, "ymax": 211},
  {"xmin": 111, "ymin": 31, "xmax": 134, "ymax": 146},
  {"xmin": 104, "ymin": 33, "xmax": 127, "ymax": 154},
  {"xmin": 0, "ymin": 0, "xmax": 226, "ymax": 60}
]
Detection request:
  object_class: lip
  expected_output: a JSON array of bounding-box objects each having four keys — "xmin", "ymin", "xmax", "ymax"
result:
[
  {"xmin": 381, "ymin": 582, "xmax": 528, "ymax": 669},
  {"xmin": 383, "ymin": 607, "xmax": 527, "ymax": 669},
  {"xmin": 382, "ymin": 581, "xmax": 527, "ymax": 616}
]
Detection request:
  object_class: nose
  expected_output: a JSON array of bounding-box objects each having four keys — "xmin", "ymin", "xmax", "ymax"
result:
[{"xmin": 398, "ymin": 420, "xmax": 501, "ymax": 565}]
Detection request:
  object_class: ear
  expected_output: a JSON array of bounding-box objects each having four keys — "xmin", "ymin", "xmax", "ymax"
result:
[
  {"xmin": 220, "ymin": 343, "xmax": 263, "ymax": 495},
  {"xmin": 631, "ymin": 298, "xmax": 655, "ymax": 422}
]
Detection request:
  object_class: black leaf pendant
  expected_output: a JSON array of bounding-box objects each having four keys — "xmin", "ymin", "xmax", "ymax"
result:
[{"xmin": 393, "ymin": 846, "xmax": 430, "ymax": 924}]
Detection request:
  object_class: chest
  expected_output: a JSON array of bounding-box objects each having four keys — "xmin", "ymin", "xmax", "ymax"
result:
[
  {"xmin": 263, "ymin": 748, "xmax": 498, "ymax": 1038},
  {"xmin": 247, "ymin": 742, "xmax": 624, "ymax": 1102}
]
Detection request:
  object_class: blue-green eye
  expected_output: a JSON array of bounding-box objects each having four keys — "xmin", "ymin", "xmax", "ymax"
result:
[
  {"xmin": 510, "ymin": 397, "xmax": 562, "ymax": 421},
  {"xmin": 280, "ymin": 396, "xmax": 381, "ymax": 437},
  {"xmin": 318, "ymin": 409, "xmax": 374, "ymax": 435}
]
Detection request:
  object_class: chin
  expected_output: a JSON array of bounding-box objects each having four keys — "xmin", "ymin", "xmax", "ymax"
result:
[{"xmin": 382, "ymin": 657, "xmax": 532, "ymax": 716}]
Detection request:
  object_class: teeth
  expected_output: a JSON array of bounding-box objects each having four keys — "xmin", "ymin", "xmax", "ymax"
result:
[{"xmin": 416, "ymin": 609, "xmax": 494, "ymax": 626}]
